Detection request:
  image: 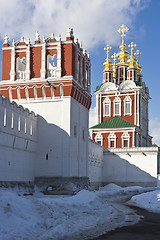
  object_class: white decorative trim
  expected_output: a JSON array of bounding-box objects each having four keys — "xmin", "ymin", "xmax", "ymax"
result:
[
  {"xmin": 121, "ymin": 131, "xmax": 130, "ymax": 148},
  {"xmin": 113, "ymin": 96, "xmax": 121, "ymax": 116},
  {"xmin": 26, "ymin": 44, "xmax": 30, "ymax": 80},
  {"xmin": 103, "ymin": 97, "xmax": 111, "ymax": 117},
  {"xmin": 124, "ymin": 95, "xmax": 132, "ymax": 116},
  {"xmin": 108, "ymin": 131, "xmax": 116, "ymax": 148},
  {"xmin": 95, "ymin": 132, "xmax": 103, "ymax": 146},
  {"xmin": 10, "ymin": 45, "xmax": 15, "ymax": 81}
]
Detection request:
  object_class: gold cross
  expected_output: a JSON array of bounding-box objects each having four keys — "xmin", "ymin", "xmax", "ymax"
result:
[
  {"xmin": 128, "ymin": 42, "xmax": 136, "ymax": 55},
  {"xmin": 117, "ymin": 24, "xmax": 129, "ymax": 43},
  {"xmin": 104, "ymin": 44, "xmax": 112, "ymax": 59},
  {"xmin": 134, "ymin": 49, "xmax": 142, "ymax": 62},
  {"xmin": 111, "ymin": 53, "xmax": 117, "ymax": 65}
]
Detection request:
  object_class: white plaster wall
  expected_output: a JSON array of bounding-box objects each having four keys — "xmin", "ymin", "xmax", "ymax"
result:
[
  {"xmin": 18, "ymin": 98, "xmax": 71, "ymax": 177},
  {"xmin": 70, "ymin": 98, "xmax": 89, "ymax": 177},
  {"xmin": 88, "ymin": 139, "xmax": 103, "ymax": 183},
  {"xmin": 0, "ymin": 96, "xmax": 37, "ymax": 182},
  {"xmin": 103, "ymin": 147, "xmax": 159, "ymax": 186}
]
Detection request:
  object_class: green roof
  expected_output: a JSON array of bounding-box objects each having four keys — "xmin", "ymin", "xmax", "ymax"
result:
[
  {"xmin": 90, "ymin": 116, "xmax": 136, "ymax": 129},
  {"xmin": 135, "ymin": 81, "xmax": 143, "ymax": 87},
  {"xmin": 95, "ymin": 84, "xmax": 103, "ymax": 92}
]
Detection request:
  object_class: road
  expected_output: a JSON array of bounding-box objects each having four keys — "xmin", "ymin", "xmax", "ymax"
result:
[{"xmin": 90, "ymin": 206, "xmax": 160, "ymax": 240}]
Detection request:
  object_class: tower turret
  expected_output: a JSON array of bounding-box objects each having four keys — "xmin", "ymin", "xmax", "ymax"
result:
[{"xmin": 103, "ymin": 44, "xmax": 113, "ymax": 83}]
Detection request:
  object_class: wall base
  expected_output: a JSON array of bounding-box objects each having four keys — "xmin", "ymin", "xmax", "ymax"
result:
[{"xmin": 35, "ymin": 177, "xmax": 90, "ymax": 195}]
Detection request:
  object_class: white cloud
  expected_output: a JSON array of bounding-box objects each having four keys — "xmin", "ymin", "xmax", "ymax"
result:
[
  {"xmin": 0, "ymin": 0, "xmax": 150, "ymax": 49},
  {"xmin": 89, "ymin": 106, "xmax": 97, "ymax": 128},
  {"xmin": 149, "ymin": 118, "xmax": 160, "ymax": 146}
]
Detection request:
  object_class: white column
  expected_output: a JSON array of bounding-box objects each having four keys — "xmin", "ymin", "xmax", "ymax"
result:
[
  {"xmin": 26, "ymin": 44, "xmax": 30, "ymax": 80},
  {"xmin": 10, "ymin": 46, "xmax": 15, "ymax": 81},
  {"xmin": 41, "ymin": 42, "xmax": 46, "ymax": 79},
  {"xmin": 56, "ymin": 37, "xmax": 61, "ymax": 77},
  {"xmin": 137, "ymin": 90, "xmax": 140, "ymax": 126}
]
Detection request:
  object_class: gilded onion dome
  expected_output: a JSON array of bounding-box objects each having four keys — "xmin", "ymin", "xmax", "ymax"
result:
[
  {"xmin": 103, "ymin": 44, "xmax": 113, "ymax": 71},
  {"xmin": 134, "ymin": 49, "xmax": 142, "ymax": 74},
  {"xmin": 127, "ymin": 41, "xmax": 137, "ymax": 68},
  {"xmin": 117, "ymin": 24, "xmax": 130, "ymax": 64}
]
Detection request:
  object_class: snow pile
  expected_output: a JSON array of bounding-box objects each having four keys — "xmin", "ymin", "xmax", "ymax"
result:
[
  {"xmin": 127, "ymin": 190, "xmax": 160, "ymax": 213},
  {"xmin": 99, "ymin": 183, "xmax": 122, "ymax": 191},
  {"xmin": 0, "ymin": 186, "xmax": 141, "ymax": 240}
]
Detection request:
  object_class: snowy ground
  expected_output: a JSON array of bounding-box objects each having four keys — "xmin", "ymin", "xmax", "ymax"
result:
[{"xmin": 0, "ymin": 184, "xmax": 159, "ymax": 240}]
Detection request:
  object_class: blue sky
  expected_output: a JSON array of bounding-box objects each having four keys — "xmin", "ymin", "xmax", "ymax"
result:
[{"xmin": 0, "ymin": 0, "xmax": 159, "ymax": 143}]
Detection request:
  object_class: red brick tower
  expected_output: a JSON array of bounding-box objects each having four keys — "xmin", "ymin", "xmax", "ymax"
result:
[{"xmin": 90, "ymin": 24, "xmax": 152, "ymax": 148}]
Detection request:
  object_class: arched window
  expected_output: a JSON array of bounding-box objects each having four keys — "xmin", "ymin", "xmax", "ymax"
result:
[
  {"xmin": 42, "ymin": 86, "xmax": 46, "ymax": 99},
  {"xmin": 121, "ymin": 132, "xmax": 130, "ymax": 148},
  {"xmin": 108, "ymin": 132, "xmax": 116, "ymax": 148},
  {"xmin": 95, "ymin": 132, "xmax": 103, "ymax": 146},
  {"xmin": 47, "ymin": 55, "xmax": 57, "ymax": 77},
  {"xmin": 17, "ymin": 87, "xmax": 21, "ymax": 100},
  {"xmin": 25, "ymin": 87, "xmax": 29, "ymax": 100},
  {"xmin": 103, "ymin": 97, "xmax": 111, "ymax": 117},
  {"xmin": 51, "ymin": 85, "xmax": 54, "ymax": 99},
  {"xmin": 33, "ymin": 87, "xmax": 37, "ymax": 100},
  {"xmin": 113, "ymin": 96, "xmax": 121, "ymax": 116},
  {"xmin": 60, "ymin": 84, "xmax": 63, "ymax": 98},
  {"xmin": 9, "ymin": 88, "xmax": 12, "ymax": 100},
  {"xmin": 124, "ymin": 95, "xmax": 132, "ymax": 115},
  {"xmin": 16, "ymin": 57, "xmax": 26, "ymax": 80}
]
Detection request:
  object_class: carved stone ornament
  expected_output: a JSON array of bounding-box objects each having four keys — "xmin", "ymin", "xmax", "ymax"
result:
[{"xmin": 100, "ymin": 82, "xmax": 118, "ymax": 92}]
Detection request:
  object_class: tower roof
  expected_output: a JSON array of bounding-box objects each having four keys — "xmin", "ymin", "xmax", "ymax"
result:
[{"xmin": 90, "ymin": 116, "xmax": 136, "ymax": 129}]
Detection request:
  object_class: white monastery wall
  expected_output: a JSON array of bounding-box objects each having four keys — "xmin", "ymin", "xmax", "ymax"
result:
[
  {"xmin": 18, "ymin": 97, "xmax": 71, "ymax": 178},
  {"xmin": 0, "ymin": 96, "xmax": 37, "ymax": 182},
  {"xmin": 88, "ymin": 139, "xmax": 103, "ymax": 186},
  {"xmin": 102, "ymin": 147, "xmax": 159, "ymax": 187},
  {"xmin": 70, "ymin": 98, "xmax": 89, "ymax": 177}
]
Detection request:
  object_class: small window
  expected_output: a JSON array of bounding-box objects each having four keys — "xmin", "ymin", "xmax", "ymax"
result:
[
  {"xmin": 4, "ymin": 107, "xmax": 7, "ymax": 127},
  {"xmin": 24, "ymin": 118, "xmax": 27, "ymax": 134},
  {"xmin": 110, "ymin": 140, "xmax": 115, "ymax": 148},
  {"xmin": 34, "ymin": 87, "xmax": 37, "ymax": 100},
  {"xmin": 123, "ymin": 139, "xmax": 129, "ymax": 148},
  {"xmin": 30, "ymin": 120, "xmax": 33, "ymax": 136},
  {"xmin": 17, "ymin": 88, "xmax": 21, "ymax": 100},
  {"xmin": 82, "ymin": 128, "xmax": 85, "ymax": 141},
  {"xmin": 46, "ymin": 154, "xmax": 49, "ymax": 160},
  {"xmin": 18, "ymin": 113, "xmax": 20, "ymax": 132},
  {"xmin": 60, "ymin": 85, "xmax": 63, "ymax": 98},
  {"xmin": 74, "ymin": 124, "xmax": 77, "ymax": 138},
  {"xmin": 11, "ymin": 111, "xmax": 14, "ymax": 129},
  {"xmin": 115, "ymin": 103, "xmax": 120, "ymax": 115}
]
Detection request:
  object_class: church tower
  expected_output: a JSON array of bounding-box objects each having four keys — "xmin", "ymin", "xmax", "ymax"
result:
[
  {"xmin": 0, "ymin": 29, "xmax": 91, "ymax": 181},
  {"xmin": 90, "ymin": 24, "xmax": 152, "ymax": 148}
]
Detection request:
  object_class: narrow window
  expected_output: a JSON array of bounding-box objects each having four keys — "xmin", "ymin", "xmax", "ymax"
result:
[
  {"xmin": 123, "ymin": 139, "xmax": 129, "ymax": 148},
  {"xmin": 11, "ymin": 111, "xmax": 14, "ymax": 129},
  {"xmin": 110, "ymin": 140, "xmax": 115, "ymax": 148},
  {"xmin": 4, "ymin": 107, "xmax": 7, "ymax": 127},
  {"xmin": 9, "ymin": 88, "xmax": 12, "ymax": 100},
  {"xmin": 18, "ymin": 113, "xmax": 20, "ymax": 131},
  {"xmin": 25, "ymin": 87, "xmax": 29, "ymax": 100},
  {"xmin": 42, "ymin": 86, "xmax": 46, "ymax": 99},
  {"xmin": 46, "ymin": 154, "xmax": 49, "ymax": 160},
  {"xmin": 115, "ymin": 102, "xmax": 120, "ymax": 115},
  {"xmin": 17, "ymin": 88, "xmax": 21, "ymax": 100},
  {"xmin": 60, "ymin": 85, "xmax": 63, "ymax": 98},
  {"xmin": 51, "ymin": 86, "xmax": 54, "ymax": 99},
  {"xmin": 24, "ymin": 118, "xmax": 27, "ymax": 134},
  {"xmin": 82, "ymin": 128, "xmax": 85, "ymax": 141},
  {"xmin": 30, "ymin": 120, "xmax": 33, "ymax": 136},
  {"xmin": 34, "ymin": 87, "xmax": 37, "ymax": 100},
  {"xmin": 74, "ymin": 124, "xmax": 77, "ymax": 138}
]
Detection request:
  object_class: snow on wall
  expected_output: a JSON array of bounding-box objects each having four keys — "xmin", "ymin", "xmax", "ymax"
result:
[
  {"xmin": 0, "ymin": 95, "xmax": 37, "ymax": 182},
  {"xmin": 102, "ymin": 147, "xmax": 159, "ymax": 187},
  {"xmin": 88, "ymin": 139, "xmax": 103, "ymax": 185}
]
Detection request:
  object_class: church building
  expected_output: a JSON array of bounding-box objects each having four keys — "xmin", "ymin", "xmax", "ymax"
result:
[{"xmin": 90, "ymin": 24, "xmax": 152, "ymax": 149}]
